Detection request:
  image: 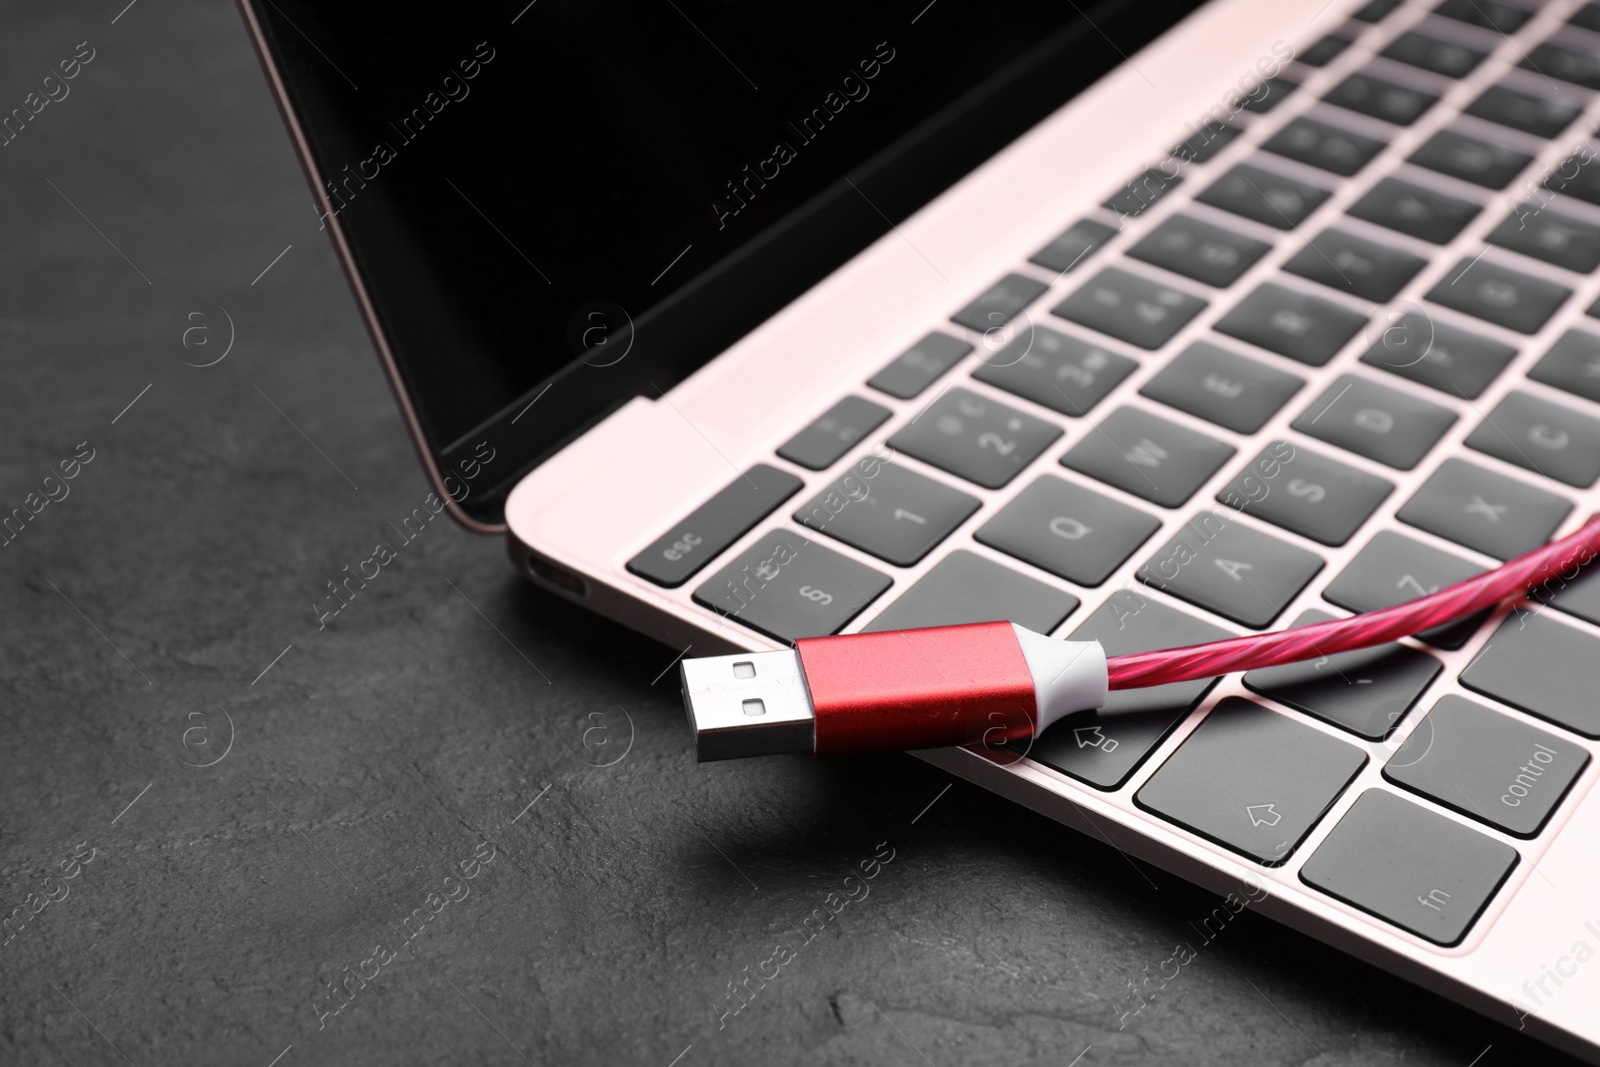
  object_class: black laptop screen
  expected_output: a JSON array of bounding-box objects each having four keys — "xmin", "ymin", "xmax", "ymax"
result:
[{"xmin": 244, "ymin": 0, "xmax": 1206, "ymax": 523}]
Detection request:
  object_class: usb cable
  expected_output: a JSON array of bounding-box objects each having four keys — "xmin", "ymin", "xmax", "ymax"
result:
[{"xmin": 681, "ymin": 513, "xmax": 1600, "ymax": 761}]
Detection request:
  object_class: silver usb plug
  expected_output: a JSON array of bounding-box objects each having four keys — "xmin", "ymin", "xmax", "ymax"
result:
[{"xmin": 680, "ymin": 649, "xmax": 815, "ymax": 761}]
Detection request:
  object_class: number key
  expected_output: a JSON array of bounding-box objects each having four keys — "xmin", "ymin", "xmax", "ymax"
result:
[
  {"xmin": 692, "ymin": 529, "xmax": 891, "ymax": 642},
  {"xmin": 793, "ymin": 458, "xmax": 978, "ymax": 566},
  {"xmin": 889, "ymin": 386, "xmax": 1062, "ymax": 489},
  {"xmin": 972, "ymin": 327, "xmax": 1136, "ymax": 417},
  {"xmin": 1051, "ymin": 267, "xmax": 1208, "ymax": 350}
]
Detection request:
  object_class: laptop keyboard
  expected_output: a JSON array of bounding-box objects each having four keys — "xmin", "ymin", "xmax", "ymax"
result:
[{"xmin": 629, "ymin": 0, "xmax": 1600, "ymax": 950}]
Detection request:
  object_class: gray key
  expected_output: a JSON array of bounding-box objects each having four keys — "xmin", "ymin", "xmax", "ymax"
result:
[
  {"xmin": 974, "ymin": 474, "xmax": 1161, "ymax": 587},
  {"xmin": 777, "ymin": 396, "xmax": 890, "ymax": 471},
  {"xmin": 1488, "ymin": 205, "xmax": 1600, "ymax": 274},
  {"xmin": 1466, "ymin": 83, "xmax": 1582, "ymax": 139},
  {"xmin": 1542, "ymin": 151, "xmax": 1600, "ymax": 207},
  {"xmin": 1292, "ymin": 373, "xmax": 1457, "ymax": 470},
  {"xmin": 1140, "ymin": 341, "xmax": 1304, "ymax": 434},
  {"xmin": 890, "ymin": 387, "xmax": 1062, "ymax": 489},
  {"xmin": 1173, "ymin": 120, "xmax": 1242, "ymax": 164},
  {"xmin": 1381, "ymin": 30, "xmax": 1486, "ymax": 77},
  {"xmin": 1529, "ymin": 328, "xmax": 1600, "ymax": 404},
  {"xmin": 1241, "ymin": 76, "xmax": 1297, "ymax": 115},
  {"xmin": 1030, "ymin": 218, "xmax": 1117, "ymax": 274},
  {"xmin": 1283, "ymin": 229, "xmax": 1427, "ymax": 303},
  {"xmin": 1299, "ymin": 789, "xmax": 1517, "ymax": 945},
  {"xmin": 1196, "ymin": 163, "xmax": 1332, "ymax": 230},
  {"xmin": 1462, "ymin": 610, "xmax": 1600, "ymax": 738},
  {"xmin": 1024, "ymin": 593, "xmax": 1232, "ymax": 790},
  {"xmin": 794, "ymin": 459, "xmax": 978, "ymax": 566},
  {"xmin": 952, "ymin": 273, "xmax": 1050, "ymax": 334},
  {"xmin": 861, "ymin": 549, "xmax": 1078, "ymax": 635},
  {"xmin": 1244, "ymin": 609, "xmax": 1441, "ymax": 740},
  {"xmin": 1136, "ymin": 698, "xmax": 1367, "ymax": 865},
  {"xmin": 1105, "ymin": 168, "xmax": 1180, "ymax": 219},
  {"xmin": 1214, "ymin": 282, "xmax": 1368, "ymax": 366},
  {"xmin": 1323, "ymin": 529, "xmax": 1488, "ymax": 649},
  {"xmin": 1534, "ymin": 554, "xmax": 1600, "ymax": 628},
  {"xmin": 1396, "ymin": 458, "xmax": 1572, "ymax": 560},
  {"xmin": 627, "ymin": 464, "xmax": 803, "ymax": 587},
  {"xmin": 1437, "ymin": 0, "xmax": 1530, "ymax": 32},
  {"xmin": 1326, "ymin": 71, "xmax": 1437, "ymax": 126},
  {"xmin": 693, "ymin": 528, "xmax": 891, "ymax": 641},
  {"xmin": 1262, "ymin": 117, "xmax": 1386, "ymax": 177},
  {"xmin": 1218, "ymin": 441, "xmax": 1393, "ymax": 546},
  {"xmin": 1347, "ymin": 177, "xmax": 1480, "ymax": 245},
  {"xmin": 1528, "ymin": 40, "xmax": 1600, "ymax": 91},
  {"xmin": 972, "ymin": 327, "xmax": 1136, "ymax": 417},
  {"xmin": 1427, "ymin": 257, "xmax": 1572, "ymax": 334},
  {"xmin": 1359, "ymin": 313, "xmax": 1516, "ymax": 399},
  {"xmin": 1126, "ymin": 214, "xmax": 1272, "ymax": 288},
  {"xmin": 869, "ymin": 333, "xmax": 972, "ymax": 400},
  {"xmin": 1385, "ymin": 695, "xmax": 1589, "ymax": 838},
  {"xmin": 1051, "ymin": 267, "xmax": 1207, "ymax": 350},
  {"xmin": 1060, "ymin": 406, "xmax": 1236, "ymax": 507},
  {"xmin": 1300, "ymin": 35, "xmax": 1352, "ymax": 68},
  {"xmin": 1138, "ymin": 511, "xmax": 1324, "ymax": 628},
  {"xmin": 1465, "ymin": 390, "xmax": 1600, "ymax": 488},
  {"xmin": 1408, "ymin": 129, "xmax": 1532, "ymax": 190}
]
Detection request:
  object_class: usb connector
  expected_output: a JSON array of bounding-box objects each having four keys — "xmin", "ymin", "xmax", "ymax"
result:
[
  {"xmin": 680, "ymin": 622, "xmax": 1108, "ymax": 762},
  {"xmin": 680, "ymin": 649, "xmax": 816, "ymax": 761}
]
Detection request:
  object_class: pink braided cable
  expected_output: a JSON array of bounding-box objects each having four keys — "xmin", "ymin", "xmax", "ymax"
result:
[{"xmin": 1106, "ymin": 514, "xmax": 1600, "ymax": 691}]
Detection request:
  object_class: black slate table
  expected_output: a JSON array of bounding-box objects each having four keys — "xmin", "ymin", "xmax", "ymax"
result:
[{"xmin": 0, "ymin": 4, "xmax": 1580, "ymax": 1065}]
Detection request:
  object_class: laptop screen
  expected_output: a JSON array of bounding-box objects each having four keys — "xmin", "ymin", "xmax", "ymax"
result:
[{"xmin": 244, "ymin": 0, "xmax": 1206, "ymax": 523}]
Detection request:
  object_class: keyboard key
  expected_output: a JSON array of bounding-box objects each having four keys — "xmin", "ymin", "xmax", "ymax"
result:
[
  {"xmin": 1060, "ymin": 406, "xmax": 1236, "ymax": 507},
  {"xmin": 1139, "ymin": 512, "xmax": 1323, "ymax": 628},
  {"xmin": 1347, "ymin": 177, "xmax": 1481, "ymax": 244},
  {"xmin": 1218, "ymin": 441, "xmax": 1393, "ymax": 546},
  {"xmin": 1300, "ymin": 35, "xmax": 1353, "ymax": 68},
  {"xmin": 1136, "ymin": 697, "xmax": 1366, "ymax": 865},
  {"xmin": 975, "ymin": 474, "xmax": 1161, "ymax": 587},
  {"xmin": 951, "ymin": 273, "xmax": 1050, "ymax": 334},
  {"xmin": 1397, "ymin": 458, "xmax": 1572, "ymax": 559},
  {"xmin": 693, "ymin": 528, "xmax": 891, "ymax": 641},
  {"xmin": 1382, "ymin": 31, "xmax": 1487, "ymax": 78},
  {"xmin": 1173, "ymin": 120, "xmax": 1243, "ymax": 164},
  {"xmin": 1488, "ymin": 205, "xmax": 1600, "ymax": 273},
  {"xmin": 889, "ymin": 387, "xmax": 1061, "ymax": 489},
  {"xmin": 1292, "ymin": 373, "xmax": 1457, "ymax": 470},
  {"xmin": 777, "ymin": 396, "xmax": 891, "ymax": 471},
  {"xmin": 1244, "ymin": 609, "xmax": 1441, "ymax": 740},
  {"xmin": 861, "ymin": 549, "xmax": 1078, "ymax": 634},
  {"xmin": 1025, "ymin": 593, "xmax": 1232, "ymax": 790},
  {"xmin": 1543, "ymin": 151, "xmax": 1600, "ymax": 207},
  {"xmin": 1242, "ymin": 77, "xmax": 1298, "ymax": 115},
  {"xmin": 1052, "ymin": 268, "xmax": 1207, "ymax": 350},
  {"xmin": 1300, "ymin": 789, "xmax": 1518, "ymax": 946},
  {"xmin": 1466, "ymin": 84, "xmax": 1583, "ymax": 139},
  {"xmin": 1196, "ymin": 163, "xmax": 1332, "ymax": 230},
  {"xmin": 1529, "ymin": 328, "xmax": 1600, "ymax": 404},
  {"xmin": 1105, "ymin": 168, "xmax": 1180, "ymax": 219},
  {"xmin": 1425, "ymin": 257, "xmax": 1571, "ymax": 334},
  {"xmin": 1326, "ymin": 72, "xmax": 1438, "ymax": 126},
  {"xmin": 1360, "ymin": 313, "xmax": 1517, "ymax": 399},
  {"xmin": 1030, "ymin": 218, "xmax": 1117, "ymax": 274},
  {"xmin": 869, "ymin": 333, "xmax": 971, "ymax": 399},
  {"xmin": 1534, "ymin": 548, "xmax": 1600, "ymax": 626},
  {"xmin": 1410, "ymin": 130, "xmax": 1533, "ymax": 190},
  {"xmin": 1323, "ymin": 529, "xmax": 1489, "ymax": 649},
  {"xmin": 794, "ymin": 460, "xmax": 978, "ymax": 566},
  {"xmin": 1261, "ymin": 117, "xmax": 1386, "ymax": 177},
  {"xmin": 1574, "ymin": 3, "xmax": 1600, "ymax": 32},
  {"xmin": 1385, "ymin": 694, "xmax": 1589, "ymax": 838},
  {"xmin": 1139, "ymin": 341, "xmax": 1304, "ymax": 434},
  {"xmin": 1465, "ymin": 390, "xmax": 1600, "ymax": 488},
  {"xmin": 1126, "ymin": 213, "xmax": 1272, "ymax": 287},
  {"xmin": 1462, "ymin": 610, "xmax": 1600, "ymax": 737},
  {"xmin": 972, "ymin": 327, "xmax": 1136, "ymax": 417},
  {"xmin": 1353, "ymin": 0, "xmax": 1403, "ymax": 21},
  {"xmin": 627, "ymin": 464, "xmax": 803, "ymax": 587},
  {"xmin": 1435, "ymin": 0, "xmax": 1530, "ymax": 31},
  {"xmin": 1214, "ymin": 282, "xmax": 1368, "ymax": 366},
  {"xmin": 1283, "ymin": 229, "xmax": 1427, "ymax": 302},
  {"xmin": 1523, "ymin": 41, "xmax": 1600, "ymax": 91}
]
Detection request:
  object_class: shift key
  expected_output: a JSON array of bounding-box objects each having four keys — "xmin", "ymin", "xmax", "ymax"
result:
[{"xmin": 627, "ymin": 464, "xmax": 803, "ymax": 587}]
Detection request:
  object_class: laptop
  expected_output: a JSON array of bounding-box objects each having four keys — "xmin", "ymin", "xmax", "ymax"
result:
[{"xmin": 238, "ymin": 0, "xmax": 1600, "ymax": 1058}]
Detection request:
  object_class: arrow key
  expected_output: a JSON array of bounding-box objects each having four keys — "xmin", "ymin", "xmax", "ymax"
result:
[{"xmin": 1136, "ymin": 697, "xmax": 1367, "ymax": 865}]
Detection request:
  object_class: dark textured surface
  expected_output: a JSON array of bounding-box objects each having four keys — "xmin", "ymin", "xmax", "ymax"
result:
[{"xmin": 0, "ymin": 4, "xmax": 1583, "ymax": 1066}]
